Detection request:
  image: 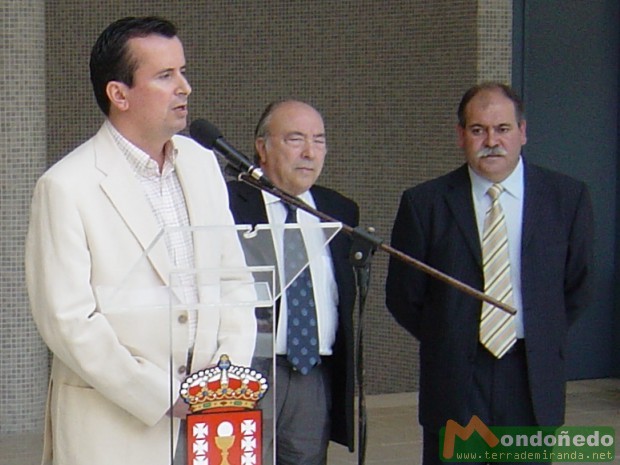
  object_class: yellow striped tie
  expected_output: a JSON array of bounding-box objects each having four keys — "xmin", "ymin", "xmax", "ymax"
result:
[{"xmin": 479, "ymin": 184, "xmax": 517, "ymax": 358}]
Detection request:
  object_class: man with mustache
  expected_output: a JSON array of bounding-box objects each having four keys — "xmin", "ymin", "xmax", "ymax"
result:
[
  {"xmin": 227, "ymin": 100, "xmax": 359, "ymax": 465},
  {"xmin": 26, "ymin": 16, "xmax": 255, "ymax": 465},
  {"xmin": 386, "ymin": 82, "xmax": 593, "ymax": 465}
]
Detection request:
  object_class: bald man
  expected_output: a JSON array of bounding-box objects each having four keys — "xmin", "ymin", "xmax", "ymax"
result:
[{"xmin": 227, "ymin": 100, "xmax": 359, "ymax": 465}]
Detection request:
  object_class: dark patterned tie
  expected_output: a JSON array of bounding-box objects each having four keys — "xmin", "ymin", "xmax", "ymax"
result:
[{"xmin": 283, "ymin": 203, "xmax": 320, "ymax": 374}]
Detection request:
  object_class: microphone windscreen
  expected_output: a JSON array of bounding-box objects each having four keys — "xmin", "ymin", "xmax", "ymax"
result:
[{"xmin": 189, "ymin": 119, "xmax": 222, "ymax": 149}]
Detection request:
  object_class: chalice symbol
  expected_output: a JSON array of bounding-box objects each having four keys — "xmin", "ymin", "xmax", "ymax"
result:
[{"xmin": 215, "ymin": 421, "xmax": 235, "ymax": 465}]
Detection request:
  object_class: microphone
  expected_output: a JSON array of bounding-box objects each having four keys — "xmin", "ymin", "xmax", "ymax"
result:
[{"xmin": 189, "ymin": 119, "xmax": 273, "ymax": 187}]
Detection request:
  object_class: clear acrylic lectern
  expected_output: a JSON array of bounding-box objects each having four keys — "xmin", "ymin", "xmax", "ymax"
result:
[{"xmin": 95, "ymin": 222, "xmax": 341, "ymax": 465}]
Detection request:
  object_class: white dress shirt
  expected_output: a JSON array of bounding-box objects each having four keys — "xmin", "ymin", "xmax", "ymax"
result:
[
  {"xmin": 106, "ymin": 120, "xmax": 198, "ymax": 345},
  {"xmin": 261, "ymin": 190, "xmax": 339, "ymax": 356}
]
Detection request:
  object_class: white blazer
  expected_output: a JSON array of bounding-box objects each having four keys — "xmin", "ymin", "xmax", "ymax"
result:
[{"xmin": 26, "ymin": 124, "xmax": 256, "ymax": 465}]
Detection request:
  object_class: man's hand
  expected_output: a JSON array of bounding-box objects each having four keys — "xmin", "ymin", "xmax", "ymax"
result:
[{"xmin": 169, "ymin": 396, "xmax": 191, "ymax": 418}]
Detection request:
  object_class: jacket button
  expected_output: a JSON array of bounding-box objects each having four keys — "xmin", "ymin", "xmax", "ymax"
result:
[
  {"xmin": 178, "ymin": 365, "xmax": 187, "ymax": 375},
  {"xmin": 178, "ymin": 314, "xmax": 188, "ymax": 324}
]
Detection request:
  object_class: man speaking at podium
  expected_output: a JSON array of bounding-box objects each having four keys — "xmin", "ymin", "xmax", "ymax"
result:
[
  {"xmin": 25, "ymin": 16, "xmax": 255, "ymax": 465},
  {"xmin": 386, "ymin": 82, "xmax": 593, "ymax": 465},
  {"xmin": 227, "ymin": 99, "xmax": 359, "ymax": 465}
]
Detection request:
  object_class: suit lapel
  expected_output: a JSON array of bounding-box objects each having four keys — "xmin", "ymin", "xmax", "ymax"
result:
[
  {"xmin": 229, "ymin": 182, "xmax": 283, "ymax": 312},
  {"xmin": 94, "ymin": 126, "xmax": 171, "ymax": 285},
  {"xmin": 311, "ymin": 187, "xmax": 330, "ymax": 231},
  {"xmin": 237, "ymin": 182, "xmax": 270, "ymax": 225},
  {"xmin": 521, "ymin": 162, "xmax": 542, "ymax": 251},
  {"xmin": 444, "ymin": 166, "xmax": 483, "ymax": 267},
  {"xmin": 310, "ymin": 186, "xmax": 328, "ymax": 216}
]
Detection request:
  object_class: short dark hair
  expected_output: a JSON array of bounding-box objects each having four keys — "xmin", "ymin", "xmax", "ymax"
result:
[
  {"xmin": 89, "ymin": 16, "xmax": 177, "ymax": 115},
  {"xmin": 457, "ymin": 82, "xmax": 525, "ymax": 127}
]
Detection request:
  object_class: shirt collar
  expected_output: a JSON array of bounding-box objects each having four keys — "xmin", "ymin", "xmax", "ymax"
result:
[
  {"xmin": 468, "ymin": 156, "xmax": 524, "ymax": 202},
  {"xmin": 263, "ymin": 189, "xmax": 313, "ymax": 207},
  {"xmin": 105, "ymin": 120, "xmax": 178, "ymax": 177}
]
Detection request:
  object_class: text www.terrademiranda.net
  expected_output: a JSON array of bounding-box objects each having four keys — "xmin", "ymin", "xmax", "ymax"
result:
[
  {"xmin": 455, "ymin": 451, "xmax": 615, "ymax": 462},
  {"xmin": 441, "ymin": 417, "xmax": 615, "ymax": 462}
]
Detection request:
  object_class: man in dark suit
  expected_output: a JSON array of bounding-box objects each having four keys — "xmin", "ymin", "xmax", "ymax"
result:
[
  {"xmin": 385, "ymin": 82, "xmax": 593, "ymax": 465},
  {"xmin": 227, "ymin": 99, "xmax": 359, "ymax": 465}
]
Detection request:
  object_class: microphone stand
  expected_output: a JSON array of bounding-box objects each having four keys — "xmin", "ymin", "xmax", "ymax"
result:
[
  {"xmin": 235, "ymin": 172, "xmax": 517, "ymax": 316},
  {"xmin": 348, "ymin": 226, "xmax": 377, "ymax": 465},
  {"xmin": 232, "ymin": 170, "xmax": 516, "ymax": 465}
]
